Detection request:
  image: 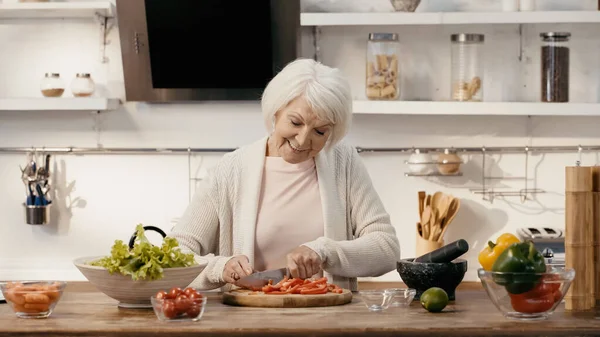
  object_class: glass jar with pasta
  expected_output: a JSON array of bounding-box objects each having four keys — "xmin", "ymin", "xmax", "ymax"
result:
[
  {"xmin": 366, "ymin": 33, "xmax": 400, "ymax": 100},
  {"xmin": 450, "ymin": 33, "xmax": 484, "ymax": 102}
]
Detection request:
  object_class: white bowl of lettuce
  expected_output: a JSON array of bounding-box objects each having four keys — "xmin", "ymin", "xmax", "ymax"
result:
[{"xmin": 74, "ymin": 224, "xmax": 207, "ymax": 308}]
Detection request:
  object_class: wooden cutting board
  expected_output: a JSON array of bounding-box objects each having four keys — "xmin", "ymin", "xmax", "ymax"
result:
[{"xmin": 222, "ymin": 289, "xmax": 353, "ymax": 308}]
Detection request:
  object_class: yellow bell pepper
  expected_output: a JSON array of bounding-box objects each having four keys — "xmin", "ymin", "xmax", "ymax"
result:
[{"xmin": 478, "ymin": 233, "xmax": 521, "ymax": 271}]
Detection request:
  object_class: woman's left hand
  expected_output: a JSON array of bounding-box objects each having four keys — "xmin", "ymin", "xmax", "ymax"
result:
[{"xmin": 286, "ymin": 246, "xmax": 322, "ymax": 279}]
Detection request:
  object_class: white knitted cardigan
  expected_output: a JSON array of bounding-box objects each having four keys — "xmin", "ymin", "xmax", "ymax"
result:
[{"xmin": 170, "ymin": 136, "xmax": 401, "ymax": 292}]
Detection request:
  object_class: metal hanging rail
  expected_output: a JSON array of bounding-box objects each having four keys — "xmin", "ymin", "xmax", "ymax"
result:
[{"xmin": 0, "ymin": 144, "xmax": 597, "ymax": 154}]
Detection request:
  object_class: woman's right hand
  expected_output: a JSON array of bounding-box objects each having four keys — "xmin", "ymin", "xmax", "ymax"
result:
[{"xmin": 223, "ymin": 255, "xmax": 254, "ymax": 284}]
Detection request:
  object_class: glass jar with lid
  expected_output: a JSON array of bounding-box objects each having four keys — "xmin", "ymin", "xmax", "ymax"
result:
[
  {"xmin": 40, "ymin": 73, "xmax": 65, "ymax": 97},
  {"xmin": 540, "ymin": 32, "xmax": 570, "ymax": 103},
  {"xmin": 366, "ymin": 33, "xmax": 400, "ymax": 100},
  {"xmin": 71, "ymin": 73, "xmax": 96, "ymax": 97},
  {"xmin": 451, "ymin": 33, "xmax": 484, "ymax": 102}
]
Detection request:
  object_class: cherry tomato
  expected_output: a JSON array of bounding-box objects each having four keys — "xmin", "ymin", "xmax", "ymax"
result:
[
  {"xmin": 162, "ymin": 301, "xmax": 178, "ymax": 319},
  {"xmin": 188, "ymin": 291, "xmax": 203, "ymax": 303},
  {"xmin": 183, "ymin": 287, "xmax": 198, "ymax": 297},
  {"xmin": 510, "ymin": 292, "xmax": 555, "ymax": 313},
  {"xmin": 155, "ymin": 290, "xmax": 168, "ymax": 300},
  {"xmin": 186, "ymin": 304, "xmax": 201, "ymax": 318},
  {"xmin": 175, "ymin": 294, "xmax": 191, "ymax": 313},
  {"xmin": 168, "ymin": 287, "xmax": 183, "ymax": 300},
  {"xmin": 553, "ymin": 289, "xmax": 563, "ymax": 303}
]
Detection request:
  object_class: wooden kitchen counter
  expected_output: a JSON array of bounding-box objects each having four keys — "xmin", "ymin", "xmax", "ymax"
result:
[{"xmin": 1, "ymin": 284, "xmax": 600, "ymax": 337}]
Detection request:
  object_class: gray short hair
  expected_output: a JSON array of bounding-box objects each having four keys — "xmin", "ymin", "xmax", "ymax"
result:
[{"xmin": 261, "ymin": 58, "xmax": 353, "ymax": 148}]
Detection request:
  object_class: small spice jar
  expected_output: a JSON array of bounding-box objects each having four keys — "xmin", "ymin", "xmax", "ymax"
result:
[
  {"xmin": 40, "ymin": 73, "xmax": 65, "ymax": 98},
  {"xmin": 407, "ymin": 149, "xmax": 435, "ymax": 175},
  {"xmin": 366, "ymin": 33, "xmax": 400, "ymax": 100},
  {"xmin": 450, "ymin": 33, "xmax": 484, "ymax": 102},
  {"xmin": 437, "ymin": 149, "xmax": 462, "ymax": 175},
  {"xmin": 70, "ymin": 73, "xmax": 95, "ymax": 97},
  {"xmin": 540, "ymin": 32, "xmax": 570, "ymax": 103}
]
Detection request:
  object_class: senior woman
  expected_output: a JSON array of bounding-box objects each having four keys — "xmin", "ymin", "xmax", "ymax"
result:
[{"xmin": 170, "ymin": 58, "xmax": 400, "ymax": 292}]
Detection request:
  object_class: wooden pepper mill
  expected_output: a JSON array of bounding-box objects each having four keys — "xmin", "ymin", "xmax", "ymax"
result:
[
  {"xmin": 592, "ymin": 167, "xmax": 600, "ymax": 308},
  {"xmin": 564, "ymin": 166, "xmax": 596, "ymax": 311}
]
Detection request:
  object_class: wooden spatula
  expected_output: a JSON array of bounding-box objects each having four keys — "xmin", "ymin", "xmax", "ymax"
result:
[
  {"xmin": 437, "ymin": 198, "xmax": 461, "ymax": 242},
  {"xmin": 421, "ymin": 206, "xmax": 431, "ymax": 239},
  {"xmin": 418, "ymin": 191, "xmax": 426, "ymax": 218}
]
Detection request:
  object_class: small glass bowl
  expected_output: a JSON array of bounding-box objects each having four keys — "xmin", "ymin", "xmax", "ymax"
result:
[
  {"xmin": 358, "ymin": 289, "xmax": 400, "ymax": 312},
  {"xmin": 0, "ymin": 281, "xmax": 66, "ymax": 319},
  {"xmin": 151, "ymin": 293, "xmax": 207, "ymax": 322},
  {"xmin": 387, "ymin": 288, "xmax": 416, "ymax": 307},
  {"xmin": 478, "ymin": 267, "xmax": 575, "ymax": 321}
]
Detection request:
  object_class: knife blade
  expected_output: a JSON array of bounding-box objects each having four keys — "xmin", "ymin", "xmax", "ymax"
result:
[{"xmin": 236, "ymin": 267, "xmax": 290, "ymax": 290}]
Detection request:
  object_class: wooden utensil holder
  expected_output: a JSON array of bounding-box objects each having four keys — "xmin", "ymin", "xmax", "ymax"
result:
[
  {"xmin": 416, "ymin": 231, "xmax": 444, "ymax": 256},
  {"xmin": 565, "ymin": 166, "xmax": 596, "ymax": 311}
]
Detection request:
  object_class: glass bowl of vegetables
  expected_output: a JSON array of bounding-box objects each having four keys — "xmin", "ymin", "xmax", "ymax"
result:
[
  {"xmin": 478, "ymin": 267, "xmax": 575, "ymax": 320},
  {"xmin": 151, "ymin": 287, "xmax": 207, "ymax": 322},
  {"xmin": 478, "ymin": 240, "xmax": 575, "ymax": 320}
]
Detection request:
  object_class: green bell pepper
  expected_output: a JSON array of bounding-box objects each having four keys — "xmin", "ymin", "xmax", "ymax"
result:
[{"xmin": 491, "ymin": 241, "xmax": 547, "ymax": 294}]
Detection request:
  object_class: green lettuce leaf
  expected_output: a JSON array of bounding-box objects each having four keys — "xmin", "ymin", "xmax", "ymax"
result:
[{"xmin": 89, "ymin": 224, "xmax": 196, "ymax": 281}]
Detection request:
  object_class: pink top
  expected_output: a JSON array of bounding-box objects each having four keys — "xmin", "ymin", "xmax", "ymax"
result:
[{"xmin": 253, "ymin": 156, "xmax": 324, "ymax": 272}]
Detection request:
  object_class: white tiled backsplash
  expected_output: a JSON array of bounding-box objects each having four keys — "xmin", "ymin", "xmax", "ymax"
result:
[{"xmin": 1, "ymin": 0, "xmax": 599, "ymax": 283}]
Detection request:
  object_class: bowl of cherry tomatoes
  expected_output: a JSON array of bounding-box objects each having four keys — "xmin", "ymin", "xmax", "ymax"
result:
[{"xmin": 151, "ymin": 287, "xmax": 207, "ymax": 322}]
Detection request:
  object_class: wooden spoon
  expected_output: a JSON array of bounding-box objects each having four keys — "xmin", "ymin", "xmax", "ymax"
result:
[
  {"xmin": 429, "ymin": 207, "xmax": 438, "ymax": 241},
  {"xmin": 431, "ymin": 191, "xmax": 444, "ymax": 212},
  {"xmin": 418, "ymin": 191, "xmax": 426, "ymax": 219},
  {"xmin": 416, "ymin": 222, "xmax": 423, "ymax": 238},
  {"xmin": 421, "ymin": 206, "xmax": 431, "ymax": 239},
  {"xmin": 437, "ymin": 198, "xmax": 461, "ymax": 242}
]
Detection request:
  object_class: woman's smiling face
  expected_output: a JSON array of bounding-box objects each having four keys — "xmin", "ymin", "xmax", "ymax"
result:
[{"xmin": 267, "ymin": 96, "xmax": 332, "ymax": 163}]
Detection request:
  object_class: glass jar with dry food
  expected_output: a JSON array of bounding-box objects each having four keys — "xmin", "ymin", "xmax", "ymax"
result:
[
  {"xmin": 70, "ymin": 73, "xmax": 96, "ymax": 97},
  {"xmin": 40, "ymin": 73, "xmax": 65, "ymax": 98},
  {"xmin": 366, "ymin": 33, "xmax": 400, "ymax": 100},
  {"xmin": 450, "ymin": 33, "xmax": 484, "ymax": 102},
  {"xmin": 540, "ymin": 32, "xmax": 570, "ymax": 103}
]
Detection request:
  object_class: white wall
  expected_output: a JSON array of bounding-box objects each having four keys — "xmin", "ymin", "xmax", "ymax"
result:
[{"xmin": 1, "ymin": 0, "xmax": 599, "ymax": 283}]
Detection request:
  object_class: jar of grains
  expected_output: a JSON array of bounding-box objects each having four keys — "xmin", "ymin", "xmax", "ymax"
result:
[
  {"xmin": 365, "ymin": 33, "xmax": 400, "ymax": 100},
  {"xmin": 40, "ymin": 73, "xmax": 65, "ymax": 98},
  {"xmin": 540, "ymin": 32, "xmax": 570, "ymax": 103},
  {"xmin": 70, "ymin": 73, "xmax": 96, "ymax": 97},
  {"xmin": 450, "ymin": 33, "xmax": 484, "ymax": 102}
]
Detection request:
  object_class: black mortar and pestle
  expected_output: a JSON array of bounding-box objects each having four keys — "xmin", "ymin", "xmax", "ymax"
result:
[{"xmin": 397, "ymin": 239, "xmax": 469, "ymax": 301}]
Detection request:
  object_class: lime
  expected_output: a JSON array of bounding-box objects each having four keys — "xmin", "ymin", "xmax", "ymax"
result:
[{"xmin": 420, "ymin": 287, "xmax": 449, "ymax": 313}]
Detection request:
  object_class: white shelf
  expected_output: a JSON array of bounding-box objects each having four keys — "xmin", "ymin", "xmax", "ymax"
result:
[
  {"xmin": 0, "ymin": 1, "xmax": 114, "ymax": 19},
  {"xmin": 352, "ymin": 101, "xmax": 600, "ymax": 116},
  {"xmin": 301, "ymin": 11, "xmax": 600, "ymax": 26},
  {"xmin": 0, "ymin": 98, "xmax": 120, "ymax": 112}
]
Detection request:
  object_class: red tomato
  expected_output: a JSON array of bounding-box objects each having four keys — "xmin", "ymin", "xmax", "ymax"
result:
[
  {"xmin": 510, "ymin": 292, "xmax": 555, "ymax": 313},
  {"xmin": 168, "ymin": 287, "xmax": 183, "ymax": 300},
  {"xmin": 188, "ymin": 291, "xmax": 203, "ymax": 303},
  {"xmin": 186, "ymin": 304, "xmax": 201, "ymax": 318},
  {"xmin": 175, "ymin": 294, "xmax": 191, "ymax": 314},
  {"xmin": 553, "ymin": 289, "xmax": 563, "ymax": 303},
  {"xmin": 183, "ymin": 287, "xmax": 198, "ymax": 297},
  {"xmin": 162, "ymin": 301, "xmax": 178, "ymax": 319},
  {"xmin": 155, "ymin": 290, "xmax": 168, "ymax": 300}
]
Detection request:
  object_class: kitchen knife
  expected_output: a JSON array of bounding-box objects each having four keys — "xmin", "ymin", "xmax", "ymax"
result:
[{"xmin": 236, "ymin": 267, "xmax": 290, "ymax": 290}]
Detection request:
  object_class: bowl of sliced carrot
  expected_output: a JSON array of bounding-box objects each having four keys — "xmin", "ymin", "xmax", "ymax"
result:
[{"xmin": 0, "ymin": 281, "xmax": 66, "ymax": 319}]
